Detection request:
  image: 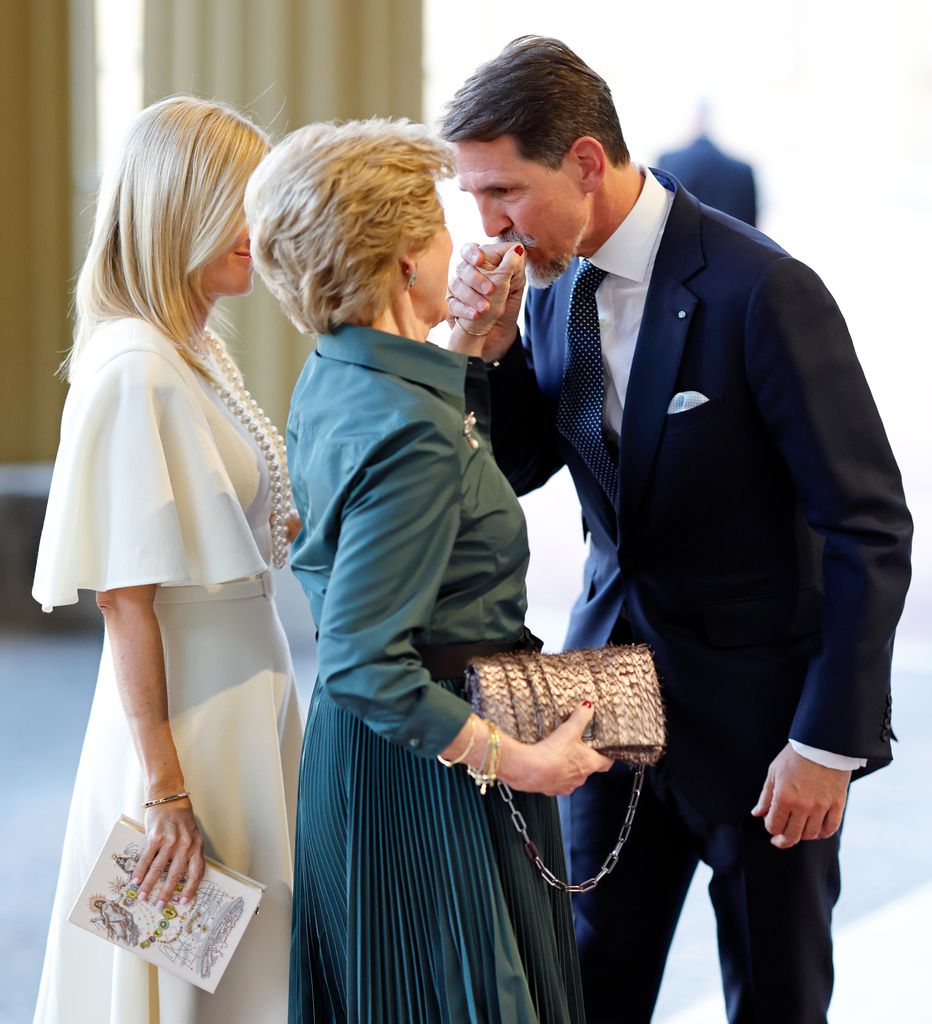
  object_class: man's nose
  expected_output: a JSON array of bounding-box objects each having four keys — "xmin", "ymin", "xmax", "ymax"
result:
[{"xmin": 478, "ymin": 199, "xmax": 511, "ymax": 239}]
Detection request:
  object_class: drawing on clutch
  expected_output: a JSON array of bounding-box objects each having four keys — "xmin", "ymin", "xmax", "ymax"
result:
[
  {"xmin": 69, "ymin": 817, "xmax": 263, "ymax": 993},
  {"xmin": 85, "ymin": 838, "xmax": 244, "ymax": 979},
  {"xmin": 88, "ymin": 892, "xmax": 141, "ymax": 947}
]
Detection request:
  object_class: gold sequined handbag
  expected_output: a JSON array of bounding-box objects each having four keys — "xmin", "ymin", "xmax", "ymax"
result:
[
  {"xmin": 464, "ymin": 644, "xmax": 666, "ymax": 762},
  {"xmin": 464, "ymin": 643, "xmax": 666, "ymax": 893}
]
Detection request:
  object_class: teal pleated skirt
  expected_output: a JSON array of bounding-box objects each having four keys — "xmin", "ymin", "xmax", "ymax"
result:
[{"xmin": 289, "ymin": 680, "xmax": 586, "ymax": 1024}]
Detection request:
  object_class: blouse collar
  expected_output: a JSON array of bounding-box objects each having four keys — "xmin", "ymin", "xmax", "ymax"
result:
[{"xmin": 317, "ymin": 325, "xmax": 469, "ymax": 399}]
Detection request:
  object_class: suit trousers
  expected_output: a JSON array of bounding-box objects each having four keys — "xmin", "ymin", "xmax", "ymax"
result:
[{"xmin": 559, "ymin": 758, "xmax": 841, "ymax": 1024}]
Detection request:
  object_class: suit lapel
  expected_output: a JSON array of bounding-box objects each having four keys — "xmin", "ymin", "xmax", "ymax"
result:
[
  {"xmin": 618, "ymin": 182, "xmax": 705, "ymax": 542},
  {"xmin": 527, "ymin": 265, "xmax": 575, "ymax": 397}
]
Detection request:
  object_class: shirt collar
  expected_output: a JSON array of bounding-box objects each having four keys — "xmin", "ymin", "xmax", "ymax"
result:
[
  {"xmin": 588, "ymin": 166, "xmax": 671, "ymax": 284},
  {"xmin": 316, "ymin": 324, "xmax": 468, "ymax": 398}
]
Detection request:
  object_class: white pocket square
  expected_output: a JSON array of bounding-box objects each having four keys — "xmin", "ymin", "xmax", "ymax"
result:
[{"xmin": 667, "ymin": 391, "xmax": 709, "ymax": 414}]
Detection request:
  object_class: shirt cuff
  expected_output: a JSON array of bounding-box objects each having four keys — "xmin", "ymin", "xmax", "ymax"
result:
[
  {"xmin": 789, "ymin": 739, "xmax": 867, "ymax": 771},
  {"xmin": 393, "ymin": 680, "xmax": 473, "ymax": 759}
]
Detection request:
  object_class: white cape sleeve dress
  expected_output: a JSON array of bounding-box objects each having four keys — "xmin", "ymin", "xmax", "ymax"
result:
[{"xmin": 31, "ymin": 318, "xmax": 303, "ymax": 1024}]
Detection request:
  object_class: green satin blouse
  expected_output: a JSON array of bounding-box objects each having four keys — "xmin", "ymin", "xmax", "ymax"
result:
[{"xmin": 287, "ymin": 325, "xmax": 529, "ymax": 758}]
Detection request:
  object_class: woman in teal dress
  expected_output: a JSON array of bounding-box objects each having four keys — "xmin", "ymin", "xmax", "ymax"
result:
[{"xmin": 245, "ymin": 118, "xmax": 612, "ymax": 1024}]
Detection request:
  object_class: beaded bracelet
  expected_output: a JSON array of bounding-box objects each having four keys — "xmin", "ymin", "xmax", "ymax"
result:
[{"xmin": 468, "ymin": 721, "xmax": 501, "ymax": 795}]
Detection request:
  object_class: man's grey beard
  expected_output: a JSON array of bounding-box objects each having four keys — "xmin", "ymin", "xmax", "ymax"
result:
[{"xmin": 499, "ymin": 229, "xmax": 582, "ymax": 288}]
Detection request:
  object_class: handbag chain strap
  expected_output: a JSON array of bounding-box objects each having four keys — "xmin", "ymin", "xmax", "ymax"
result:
[{"xmin": 496, "ymin": 764, "xmax": 645, "ymax": 894}]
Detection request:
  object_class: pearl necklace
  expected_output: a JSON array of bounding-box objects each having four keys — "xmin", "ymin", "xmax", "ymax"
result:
[{"xmin": 205, "ymin": 332, "xmax": 294, "ymax": 570}]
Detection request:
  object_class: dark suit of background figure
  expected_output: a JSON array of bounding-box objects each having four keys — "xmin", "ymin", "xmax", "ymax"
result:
[
  {"xmin": 658, "ymin": 134, "xmax": 757, "ymax": 226},
  {"xmin": 487, "ymin": 173, "xmax": 912, "ymax": 1023}
]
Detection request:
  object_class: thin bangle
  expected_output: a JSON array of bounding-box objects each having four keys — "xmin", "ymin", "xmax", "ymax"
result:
[
  {"xmin": 144, "ymin": 791, "xmax": 191, "ymax": 808},
  {"xmin": 455, "ymin": 317, "xmax": 490, "ymax": 338},
  {"xmin": 438, "ymin": 715, "xmax": 477, "ymax": 768}
]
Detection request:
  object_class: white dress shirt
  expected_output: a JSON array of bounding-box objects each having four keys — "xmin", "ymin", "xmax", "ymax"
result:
[
  {"xmin": 585, "ymin": 166, "xmax": 865, "ymax": 773},
  {"xmin": 588, "ymin": 166, "xmax": 673, "ymax": 442}
]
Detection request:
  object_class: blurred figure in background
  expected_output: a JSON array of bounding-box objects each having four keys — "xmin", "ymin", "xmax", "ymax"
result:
[{"xmin": 658, "ymin": 102, "xmax": 757, "ymax": 225}]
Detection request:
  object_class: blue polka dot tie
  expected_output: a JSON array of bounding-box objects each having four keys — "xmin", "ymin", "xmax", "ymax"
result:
[{"xmin": 557, "ymin": 259, "xmax": 617, "ymax": 498}]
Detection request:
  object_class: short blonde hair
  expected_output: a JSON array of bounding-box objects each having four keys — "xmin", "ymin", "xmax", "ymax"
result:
[
  {"xmin": 66, "ymin": 96, "xmax": 270, "ymax": 380},
  {"xmin": 245, "ymin": 118, "xmax": 454, "ymax": 335}
]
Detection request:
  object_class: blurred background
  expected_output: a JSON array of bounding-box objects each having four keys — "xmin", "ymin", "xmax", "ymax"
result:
[{"xmin": 1, "ymin": 1, "xmax": 929, "ymax": 1021}]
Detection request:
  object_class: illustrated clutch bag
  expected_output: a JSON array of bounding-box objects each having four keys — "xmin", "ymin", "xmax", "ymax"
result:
[{"xmin": 68, "ymin": 816, "xmax": 265, "ymax": 993}]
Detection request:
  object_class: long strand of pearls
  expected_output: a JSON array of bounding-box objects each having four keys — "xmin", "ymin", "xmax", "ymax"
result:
[{"xmin": 205, "ymin": 331, "xmax": 294, "ymax": 570}]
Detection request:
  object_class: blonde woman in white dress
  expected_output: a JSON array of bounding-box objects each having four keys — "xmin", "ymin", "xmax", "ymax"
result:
[{"xmin": 31, "ymin": 96, "xmax": 303, "ymax": 1024}]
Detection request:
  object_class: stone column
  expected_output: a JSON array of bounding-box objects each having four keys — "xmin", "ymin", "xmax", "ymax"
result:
[
  {"xmin": 0, "ymin": 1, "xmax": 99, "ymax": 628},
  {"xmin": 0, "ymin": 0, "xmax": 92, "ymax": 463}
]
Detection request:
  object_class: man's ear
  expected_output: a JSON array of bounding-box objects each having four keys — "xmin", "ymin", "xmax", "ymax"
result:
[{"xmin": 567, "ymin": 136, "xmax": 607, "ymax": 194}]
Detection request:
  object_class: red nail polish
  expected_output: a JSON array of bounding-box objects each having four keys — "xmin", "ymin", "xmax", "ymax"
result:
[
  {"xmin": 514, "ymin": 244, "xmax": 524, "ymax": 256},
  {"xmin": 582, "ymin": 700, "xmax": 593, "ymax": 708}
]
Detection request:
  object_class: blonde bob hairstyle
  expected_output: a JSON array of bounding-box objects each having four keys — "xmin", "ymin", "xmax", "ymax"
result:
[
  {"xmin": 245, "ymin": 118, "xmax": 455, "ymax": 335},
  {"xmin": 65, "ymin": 95, "xmax": 270, "ymax": 380}
]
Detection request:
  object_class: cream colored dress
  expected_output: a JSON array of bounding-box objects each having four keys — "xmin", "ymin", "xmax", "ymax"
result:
[{"xmin": 32, "ymin": 318, "xmax": 304, "ymax": 1024}]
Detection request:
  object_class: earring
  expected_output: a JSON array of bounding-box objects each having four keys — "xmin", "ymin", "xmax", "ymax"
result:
[{"xmin": 407, "ymin": 268, "xmax": 417, "ymax": 290}]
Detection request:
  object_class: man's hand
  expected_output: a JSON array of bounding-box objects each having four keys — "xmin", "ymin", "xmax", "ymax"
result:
[
  {"xmin": 447, "ymin": 241, "xmax": 526, "ymax": 362},
  {"xmin": 751, "ymin": 743, "xmax": 851, "ymax": 849}
]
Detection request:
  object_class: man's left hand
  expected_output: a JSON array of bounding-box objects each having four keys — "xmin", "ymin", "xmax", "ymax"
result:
[{"xmin": 751, "ymin": 743, "xmax": 851, "ymax": 849}]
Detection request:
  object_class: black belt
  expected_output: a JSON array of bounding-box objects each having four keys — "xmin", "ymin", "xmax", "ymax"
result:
[{"xmin": 416, "ymin": 627, "xmax": 542, "ymax": 680}]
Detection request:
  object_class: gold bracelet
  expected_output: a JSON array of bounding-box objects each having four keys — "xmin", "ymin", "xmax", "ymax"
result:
[
  {"xmin": 455, "ymin": 317, "xmax": 490, "ymax": 338},
  {"xmin": 437, "ymin": 715, "xmax": 477, "ymax": 768},
  {"xmin": 473, "ymin": 723, "xmax": 492, "ymax": 774},
  {"xmin": 487, "ymin": 724, "xmax": 502, "ymax": 783},
  {"xmin": 468, "ymin": 721, "xmax": 501, "ymax": 795},
  {"xmin": 144, "ymin": 790, "xmax": 191, "ymax": 808}
]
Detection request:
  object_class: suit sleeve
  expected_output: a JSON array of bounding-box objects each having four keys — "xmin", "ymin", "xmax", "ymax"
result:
[
  {"xmin": 745, "ymin": 257, "xmax": 912, "ymax": 760},
  {"xmin": 314, "ymin": 418, "xmax": 472, "ymax": 758},
  {"xmin": 488, "ymin": 322, "xmax": 565, "ymax": 495}
]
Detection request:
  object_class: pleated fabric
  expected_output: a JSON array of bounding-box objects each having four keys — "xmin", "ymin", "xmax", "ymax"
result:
[{"xmin": 290, "ymin": 680, "xmax": 585, "ymax": 1024}]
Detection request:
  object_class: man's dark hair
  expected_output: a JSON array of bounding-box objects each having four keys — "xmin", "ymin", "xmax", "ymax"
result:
[{"xmin": 438, "ymin": 35, "xmax": 629, "ymax": 169}]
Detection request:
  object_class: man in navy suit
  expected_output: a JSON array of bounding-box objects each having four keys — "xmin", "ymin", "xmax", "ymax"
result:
[
  {"xmin": 658, "ymin": 133, "xmax": 757, "ymax": 225},
  {"xmin": 441, "ymin": 36, "xmax": 912, "ymax": 1024}
]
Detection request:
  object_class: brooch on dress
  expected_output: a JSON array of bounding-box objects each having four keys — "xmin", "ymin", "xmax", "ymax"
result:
[{"xmin": 463, "ymin": 411, "xmax": 479, "ymax": 450}]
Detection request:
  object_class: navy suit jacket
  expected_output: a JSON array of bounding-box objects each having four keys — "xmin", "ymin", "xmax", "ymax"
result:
[
  {"xmin": 489, "ymin": 174, "xmax": 912, "ymax": 819},
  {"xmin": 658, "ymin": 135, "xmax": 757, "ymax": 226}
]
